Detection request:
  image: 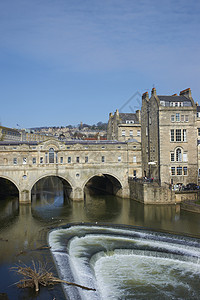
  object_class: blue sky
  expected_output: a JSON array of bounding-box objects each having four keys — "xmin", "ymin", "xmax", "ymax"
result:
[{"xmin": 1, "ymin": 0, "xmax": 200, "ymax": 128}]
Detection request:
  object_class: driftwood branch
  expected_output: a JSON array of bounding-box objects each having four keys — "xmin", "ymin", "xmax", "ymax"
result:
[
  {"xmin": 16, "ymin": 245, "xmax": 51, "ymax": 257},
  {"xmin": 11, "ymin": 261, "xmax": 96, "ymax": 292}
]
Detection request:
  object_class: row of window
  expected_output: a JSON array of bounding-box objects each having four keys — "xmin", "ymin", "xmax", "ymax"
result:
[
  {"xmin": 170, "ymin": 148, "xmax": 187, "ymax": 162},
  {"xmin": 171, "ymin": 166, "xmax": 188, "ymax": 176},
  {"xmin": 13, "ymin": 155, "xmax": 138, "ymax": 165},
  {"xmin": 171, "ymin": 113, "xmax": 189, "ymax": 122},
  {"xmin": 170, "ymin": 129, "xmax": 187, "ymax": 142},
  {"xmin": 122, "ymin": 130, "xmax": 141, "ymax": 137}
]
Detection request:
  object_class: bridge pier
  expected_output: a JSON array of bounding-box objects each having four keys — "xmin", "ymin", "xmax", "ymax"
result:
[
  {"xmin": 71, "ymin": 187, "xmax": 84, "ymax": 201},
  {"xmin": 19, "ymin": 189, "xmax": 31, "ymax": 204}
]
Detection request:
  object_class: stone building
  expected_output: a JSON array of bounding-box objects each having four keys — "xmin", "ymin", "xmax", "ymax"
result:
[
  {"xmin": 107, "ymin": 109, "xmax": 141, "ymax": 142},
  {"xmin": 141, "ymin": 88, "xmax": 198, "ymax": 187},
  {"xmin": 0, "ymin": 139, "xmax": 142, "ymax": 202},
  {"xmin": 0, "ymin": 126, "xmax": 21, "ymax": 141}
]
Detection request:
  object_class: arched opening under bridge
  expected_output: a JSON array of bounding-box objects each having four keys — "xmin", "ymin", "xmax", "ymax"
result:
[
  {"xmin": 84, "ymin": 174, "xmax": 123, "ymax": 197},
  {"xmin": 31, "ymin": 176, "xmax": 73, "ymax": 206},
  {"xmin": 0, "ymin": 177, "xmax": 19, "ymax": 200}
]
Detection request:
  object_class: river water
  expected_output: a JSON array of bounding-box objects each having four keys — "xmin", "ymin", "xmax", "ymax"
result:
[{"xmin": 0, "ymin": 178, "xmax": 200, "ymax": 299}]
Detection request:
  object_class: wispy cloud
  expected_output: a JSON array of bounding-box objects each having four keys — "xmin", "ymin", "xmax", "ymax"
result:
[{"xmin": 1, "ymin": 0, "xmax": 200, "ymax": 72}]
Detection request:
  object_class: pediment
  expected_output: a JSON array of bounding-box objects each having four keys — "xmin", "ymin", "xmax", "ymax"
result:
[{"xmin": 39, "ymin": 139, "xmax": 65, "ymax": 150}]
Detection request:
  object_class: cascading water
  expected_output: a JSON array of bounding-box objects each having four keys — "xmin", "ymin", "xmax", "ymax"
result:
[{"xmin": 48, "ymin": 224, "xmax": 200, "ymax": 300}]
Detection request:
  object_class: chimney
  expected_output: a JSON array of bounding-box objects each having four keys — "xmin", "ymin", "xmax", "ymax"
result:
[
  {"xmin": 136, "ymin": 110, "xmax": 141, "ymax": 122},
  {"xmin": 142, "ymin": 91, "xmax": 149, "ymax": 101},
  {"xmin": 109, "ymin": 112, "xmax": 113, "ymax": 118},
  {"xmin": 116, "ymin": 109, "xmax": 119, "ymax": 116},
  {"xmin": 180, "ymin": 88, "xmax": 192, "ymax": 98},
  {"xmin": 172, "ymin": 93, "xmax": 177, "ymax": 96},
  {"xmin": 151, "ymin": 87, "xmax": 156, "ymax": 96}
]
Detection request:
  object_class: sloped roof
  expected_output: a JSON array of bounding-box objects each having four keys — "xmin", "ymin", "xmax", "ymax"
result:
[
  {"xmin": 158, "ymin": 95, "xmax": 192, "ymax": 106},
  {"xmin": 119, "ymin": 113, "xmax": 139, "ymax": 124}
]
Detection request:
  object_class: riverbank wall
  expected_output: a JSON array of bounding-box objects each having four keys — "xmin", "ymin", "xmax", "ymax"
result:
[
  {"xmin": 181, "ymin": 200, "xmax": 200, "ymax": 213},
  {"xmin": 128, "ymin": 178, "xmax": 175, "ymax": 204}
]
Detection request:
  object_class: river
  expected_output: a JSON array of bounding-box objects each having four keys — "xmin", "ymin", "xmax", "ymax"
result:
[{"xmin": 0, "ymin": 177, "xmax": 200, "ymax": 299}]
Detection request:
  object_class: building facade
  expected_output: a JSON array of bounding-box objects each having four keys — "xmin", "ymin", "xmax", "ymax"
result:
[
  {"xmin": 107, "ymin": 109, "xmax": 141, "ymax": 142},
  {"xmin": 0, "ymin": 139, "xmax": 142, "ymax": 202},
  {"xmin": 0, "ymin": 126, "xmax": 21, "ymax": 141},
  {"xmin": 141, "ymin": 88, "xmax": 198, "ymax": 187}
]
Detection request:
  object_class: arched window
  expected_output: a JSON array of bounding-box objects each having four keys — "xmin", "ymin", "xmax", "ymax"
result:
[
  {"xmin": 49, "ymin": 148, "xmax": 54, "ymax": 163},
  {"xmin": 176, "ymin": 148, "xmax": 182, "ymax": 162}
]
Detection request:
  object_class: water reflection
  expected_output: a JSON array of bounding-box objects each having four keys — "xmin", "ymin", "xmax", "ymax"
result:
[
  {"xmin": 1, "ymin": 177, "xmax": 200, "ymax": 299},
  {"xmin": 0, "ymin": 197, "xmax": 19, "ymax": 230}
]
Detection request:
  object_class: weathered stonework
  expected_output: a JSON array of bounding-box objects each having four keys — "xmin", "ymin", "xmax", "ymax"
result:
[
  {"xmin": 0, "ymin": 139, "xmax": 142, "ymax": 203},
  {"xmin": 141, "ymin": 88, "xmax": 198, "ymax": 187}
]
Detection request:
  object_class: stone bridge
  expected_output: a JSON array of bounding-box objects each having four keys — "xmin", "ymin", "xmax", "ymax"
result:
[{"xmin": 0, "ymin": 139, "xmax": 141, "ymax": 203}]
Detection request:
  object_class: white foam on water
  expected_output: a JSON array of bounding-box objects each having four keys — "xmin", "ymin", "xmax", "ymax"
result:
[
  {"xmin": 93, "ymin": 252, "xmax": 200, "ymax": 299},
  {"xmin": 48, "ymin": 225, "xmax": 200, "ymax": 300}
]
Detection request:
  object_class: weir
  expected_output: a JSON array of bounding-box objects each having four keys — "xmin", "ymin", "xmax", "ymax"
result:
[{"xmin": 49, "ymin": 224, "xmax": 200, "ymax": 300}]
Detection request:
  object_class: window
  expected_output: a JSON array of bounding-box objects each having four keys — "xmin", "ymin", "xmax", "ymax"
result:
[
  {"xmin": 137, "ymin": 130, "xmax": 141, "ymax": 136},
  {"xmin": 171, "ymin": 167, "xmax": 175, "ymax": 175},
  {"xmin": 49, "ymin": 148, "xmax": 54, "ymax": 163},
  {"xmin": 76, "ymin": 157, "xmax": 80, "ymax": 163},
  {"xmin": 171, "ymin": 115, "xmax": 175, "ymax": 122},
  {"xmin": 122, "ymin": 130, "xmax": 125, "ymax": 136},
  {"xmin": 13, "ymin": 158, "xmax": 17, "ymax": 165},
  {"xmin": 68, "ymin": 157, "xmax": 71, "ymax": 163},
  {"xmin": 176, "ymin": 129, "xmax": 181, "ymax": 141},
  {"xmin": 177, "ymin": 167, "xmax": 182, "ymax": 175},
  {"xmin": 185, "ymin": 115, "xmax": 189, "ymax": 122},
  {"xmin": 130, "ymin": 130, "xmax": 133, "ymax": 136},
  {"xmin": 170, "ymin": 129, "xmax": 174, "ymax": 142},
  {"xmin": 23, "ymin": 157, "xmax": 27, "ymax": 164},
  {"xmin": 181, "ymin": 115, "xmax": 184, "ymax": 122},
  {"xmin": 183, "ymin": 152, "xmax": 187, "ymax": 162},
  {"xmin": 176, "ymin": 148, "xmax": 182, "ymax": 161},
  {"xmin": 198, "ymin": 128, "xmax": 200, "ymax": 136},
  {"xmin": 45, "ymin": 152, "xmax": 48, "ymax": 163},
  {"xmin": 133, "ymin": 156, "xmax": 137, "ymax": 162},
  {"xmin": 118, "ymin": 156, "xmax": 121, "ymax": 162},
  {"xmin": 183, "ymin": 167, "xmax": 188, "ymax": 175},
  {"xmin": 40, "ymin": 157, "xmax": 43, "ymax": 164},
  {"xmin": 175, "ymin": 102, "xmax": 178, "ymax": 107},
  {"xmin": 171, "ymin": 153, "xmax": 175, "ymax": 162},
  {"xmin": 183, "ymin": 129, "xmax": 187, "ymax": 142},
  {"xmin": 32, "ymin": 157, "xmax": 36, "ymax": 164},
  {"xmin": 60, "ymin": 157, "xmax": 63, "ymax": 164},
  {"xmin": 102, "ymin": 156, "xmax": 105, "ymax": 162},
  {"xmin": 133, "ymin": 170, "xmax": 137, "ymax": 177},
  {"xmin": 85, "ymin": 156, "xmax": 88, "ymax": 163},
  {"xmin": 176, "ymin": 113, "xmax": 180, "ymax": 122}
]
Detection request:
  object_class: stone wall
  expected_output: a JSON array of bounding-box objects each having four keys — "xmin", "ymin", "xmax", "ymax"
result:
[{"xmin": 129, "ymin": 178, "xmax": 176, "ymax": 204}]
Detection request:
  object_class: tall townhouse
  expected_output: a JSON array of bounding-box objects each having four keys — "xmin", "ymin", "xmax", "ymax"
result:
[
  {"xmin": 107, "ymin": 109, "xmax": 141, "ymax": 142},
  {"xmin": 141, "ymin": 88, "xmax": 198, "ymax": 186}
]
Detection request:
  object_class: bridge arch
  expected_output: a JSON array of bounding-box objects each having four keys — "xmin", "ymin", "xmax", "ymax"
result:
[
  {"xmin": 83, "ymin": 172, "xmax": 123, "ymax": 197},
  {"xmin": 30, "ymin": 174, "xmax": 73, "ymax": 201},
  {"xmin": 0, "ymin": 175, "xmax": 20, "ymax": 199}
]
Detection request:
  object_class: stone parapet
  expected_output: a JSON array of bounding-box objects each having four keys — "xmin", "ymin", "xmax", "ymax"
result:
[{"xmin": 129, "ymin": 178, "xmax": 176, "ymax": 204}]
